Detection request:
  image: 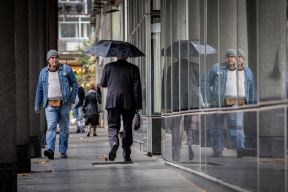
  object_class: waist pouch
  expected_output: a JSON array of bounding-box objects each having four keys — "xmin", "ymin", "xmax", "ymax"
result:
[
  {"xmin": 224, "ymin": 97, "xmax": 246, "ymax": 106},
  {"xmin": 48, "ymin": 100, "xmax": 63, "ymax": 107}
]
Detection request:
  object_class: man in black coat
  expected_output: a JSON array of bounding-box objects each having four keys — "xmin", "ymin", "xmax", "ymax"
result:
[{"xmin": 100, "ymin": 57, "xmax": 142, "ymax": 162}]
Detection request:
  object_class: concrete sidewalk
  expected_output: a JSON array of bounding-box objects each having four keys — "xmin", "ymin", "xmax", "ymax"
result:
[{"xmin": 17, "ymin": 126, "xmax": 231, "ymax": 192}]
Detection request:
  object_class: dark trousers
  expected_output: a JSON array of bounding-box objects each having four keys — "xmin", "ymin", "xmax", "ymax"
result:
[{"xmin": 107, "ymin": 108, "xmax": 135, "ymax": 150}]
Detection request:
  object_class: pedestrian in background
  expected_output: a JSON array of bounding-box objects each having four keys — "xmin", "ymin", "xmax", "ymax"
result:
[
  {"xmin": 74, "ymin": 86, "xmax": 85, "ymax": 133},
  {"xmin": 34, "ymin": 49, "xmax": 78, "ymax": 160},
  {"xmin": 100, "ymin": 56, "xmax": 142, "ymax": 162},
  {"xmin": 83, "ymin": 83, "xmax": 101, "ymax": 137}
]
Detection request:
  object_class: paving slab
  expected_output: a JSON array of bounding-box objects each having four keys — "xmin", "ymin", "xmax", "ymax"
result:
[{"xmin": 18, "ymin": 127, "xmax": 207, "ymax": 192}]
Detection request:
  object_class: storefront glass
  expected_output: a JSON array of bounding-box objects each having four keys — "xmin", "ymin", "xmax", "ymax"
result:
[
  {"xmin": 161, "ymin": 0, "xmax": 287, "ymax": 191},
  {"xmin": 151, "ymin": 17, "xmax": 161, "ymax": 114}
]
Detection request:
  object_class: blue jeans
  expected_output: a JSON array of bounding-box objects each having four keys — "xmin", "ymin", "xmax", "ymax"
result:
[
  {"xmin": 211, "ymin": 107, "xmax": 245, "ymax": 154},
  {"xmin": 73, "ymin": 107, "xmax": 79, "ymax": 119},
  {"xmin": 45, "ymin": 105, "xmax": 70, "ymax": 153}
]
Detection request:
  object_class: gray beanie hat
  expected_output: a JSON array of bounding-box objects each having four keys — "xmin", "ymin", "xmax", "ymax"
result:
[
  {"xmin": 47, "ymin": 49, "xmax": 59, "ymax": 61},
  {"xmin": 225, "ymin": 49, "xmax": 237, "ymax": 57},
  {"xmin": 237, "ymin": 48, "xmax": 245, "ymax": 58}
]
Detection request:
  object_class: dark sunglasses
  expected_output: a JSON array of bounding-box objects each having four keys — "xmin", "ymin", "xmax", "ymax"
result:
[{"xmin": 50, "ymin": 56, "xmax": 59, "ymax": 59}]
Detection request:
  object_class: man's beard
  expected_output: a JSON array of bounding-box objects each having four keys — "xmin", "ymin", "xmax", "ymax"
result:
[
  {"xmin": 237, "ymin": 63, "xmax": 244, "ymax": 71},
  {"xmin": 226, "ymin": 63, "xmax": 236, "ymax": 71},
  {"xmin": 48, "ymin": 63, "xmax": 59, "ymax": 72}
]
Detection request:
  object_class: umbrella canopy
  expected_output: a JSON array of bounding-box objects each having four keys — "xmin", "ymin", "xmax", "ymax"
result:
[
  {"xmin": 84, "ymin": 40, "xmax": 145, "ymax": 57},
  {"xmin": 162, "ymin": 40, "xmax": 216, "ymax": 57}
]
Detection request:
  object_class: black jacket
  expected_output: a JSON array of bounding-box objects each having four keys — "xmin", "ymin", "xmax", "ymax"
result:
[
  {"xmin": 166, "ymin": 60, "xmax": 200, "ymax": 111},
  {"xmin": 83, "ymin": 90, "xmax": 100, "ymax": 118},
  {"xmin": 75, "ymin": 88, "xmax": 85, "ymax": 108},
  {"xmin": 100, "ymin": 59, "xmax": 142, "ymax": 110}
]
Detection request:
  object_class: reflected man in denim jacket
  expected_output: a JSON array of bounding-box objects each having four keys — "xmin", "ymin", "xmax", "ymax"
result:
[{"xmin": 202, "ymin": 49, "xmax": 256, "ymax": 157}]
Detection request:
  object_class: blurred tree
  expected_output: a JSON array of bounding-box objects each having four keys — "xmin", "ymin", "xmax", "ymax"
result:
[{"xmin": 75, "ymin": 39, "xmax": 96, "ymax": 90}]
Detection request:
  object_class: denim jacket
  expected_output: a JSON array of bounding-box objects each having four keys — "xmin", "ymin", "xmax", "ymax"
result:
[
  {"xmin": 202, "ymin": 62, "xmax": 256, "ymax": 107},
  {"xmin": 34, "ymin": 63, "xmax": 79, "ymax": 111}
]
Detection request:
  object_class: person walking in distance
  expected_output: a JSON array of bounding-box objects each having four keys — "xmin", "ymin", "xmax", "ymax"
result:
[
  {"xmin": 100, "ymin": 57, "xmax": 142, "ymax": 162},
  {"xmin": 34, "ymin": 49, "xmax": 78, "ymax": 159},
  {"xmin": 83, "ymin": 83, "xmax": 101, "ymax": 137},
  {"xmin": 74, "ymin": 86, "xmax": 86, "ymax": 133}
]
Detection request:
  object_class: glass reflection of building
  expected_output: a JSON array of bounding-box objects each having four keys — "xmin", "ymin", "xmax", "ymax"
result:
[
  {"xmin": 160, "ymin": 0, "xmax": 287, "ymax": 192},
  {"xmin": 95, "ymin": 0, "xmax": 288, "ymax": 191}
]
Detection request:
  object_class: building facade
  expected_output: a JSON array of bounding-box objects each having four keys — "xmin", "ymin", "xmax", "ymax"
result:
[
  {"xmin": 0, "ymin": 0, "xmax": 287, "ymax": 191},
  {"xmin": 160, "ymin": 1, "xmax": 287, "ymax": 191},
  {"xmin": 94, "ymin": 0, "xmax": 288, "ymax": 191},
  {"xmin": 58, "ymin": 0, "xmax": 94, "ymax": 71}
]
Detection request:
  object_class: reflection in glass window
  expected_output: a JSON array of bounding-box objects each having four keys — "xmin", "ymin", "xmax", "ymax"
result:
[
  {"xmin": 161, "ymin": 0, "xmax": 287, "ymax": 191},
  {"xmin": 202, "ymin": 49, "xmax": 256, "ymax": 108},
  {"xmin": 257, "ymin": 0, "xmax": 286, "ymax": 101},
  {"xmin": 184, "ymin": 115, "xmax": 200, "ymax": 163},
  {"xmin": 152, "ymin": 0, "xmax": 160, "ymax": 10},
  {"xmin": 151, "ymin": 17, "xmax": 161, "ymax": 114},
  {"xmin": 163, "ymin": 0, "xmax": 172, "ymax": 113},
  {"xmin": 171, "ymin": 0, "xmax": 179, "ymax": 112}
]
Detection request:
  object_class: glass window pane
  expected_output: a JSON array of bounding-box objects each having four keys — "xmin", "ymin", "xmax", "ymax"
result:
[
  {"xmin": 164, "ymin": 0, "xmax": 172, "ymax": 113},
  {"xmin": 152, "ymin": 0, "xmax": 160, "ymax": 10},
  {"xmin": 171, "ymin": 116, "xmax": 181, "ymax": 161},
  {"xmin": 171, "ymin": 0, "xmax": 179, "ymax": 112},
  {"xmin": 258, "ymin": 0, "xmax": 286, "ymax": 102},
  {"xmin": 183, "ymin": 114, "xmax": 201, "ymax": 168},
  {"xmin": 81, "ymin": 17, "xmax": 90, "ymax": 22},
  {"xmin": 162, "ymin": 117, "xmax": 172, "ymax": 161},
  {"xmin": 201, "ymin": 0, "xmax": 221, "ymax": 109},
  {"xmin": 151, "ymin": 17, "xmax": 161, "ymax": 114},
  {"xmin": 81, "ymin": 23, "xmax": 85, "ymax": 38},
  {"xmin": 61, "ymin": 23, "xmax": 77, "ymax": 38},
  {"xmin": 81, "ymin": 23, "xmax": 90, "ymax": 38},
  {"xmin": 188, "ymin": 0, "xmax": 201, "ymax": 110},
  {"xmin": 65, "ymin": 17, "xmax": 79, "ymax": 22},
  {"xmin": 161, "ymin": 0, "xmax": 287, "ymax": 191},
  {"xmin": 178, "ymin": 0, "xmax": 188, "ymax": 111},
  {"xmin": 259, "ymin": 108, "xmax": 286, "ymax": 192},
  {"xmin": 201, "ymin": 0, "xmax": 258, "ymax": 109},
  {"xmin": 202, "ymin": 110, "xmax": 258, "ymax": 191}
]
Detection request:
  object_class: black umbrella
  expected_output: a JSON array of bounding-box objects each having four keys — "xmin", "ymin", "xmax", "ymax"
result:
[
  {"xmin": 162, "ymin": 40, "xmax": 216, "ymax": 57},
  {"xmin": 84, "ymin": 40, "xmax": 145, "ymax": 57}
]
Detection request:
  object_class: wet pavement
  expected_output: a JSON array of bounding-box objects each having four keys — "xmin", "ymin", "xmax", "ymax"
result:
[
  {"xmin": 17, "ymin": 126, "xmax": 212, "ymax": 192},
  {"xmin": 18, "ymin": 127, "xmax": 238, "ymax": 192}
]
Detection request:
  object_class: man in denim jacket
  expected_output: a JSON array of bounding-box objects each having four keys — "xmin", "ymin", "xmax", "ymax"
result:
[
  {"xmin": 202, "ymin": 49, "xmax": 256, "ymax": 157},
  {"xmin": 34, "ymin": 49, "xmax": 78, "ymax": 159}
]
